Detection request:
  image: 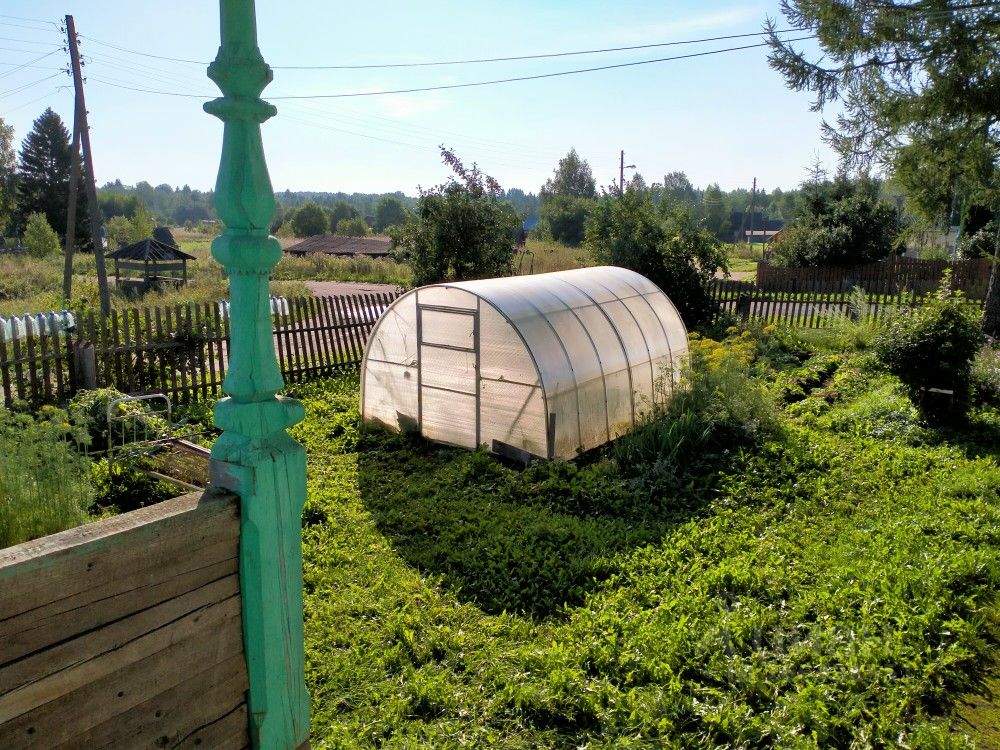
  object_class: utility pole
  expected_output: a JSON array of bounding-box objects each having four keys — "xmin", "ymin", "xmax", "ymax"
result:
[
  {"xmin": 747, "ymin": 176, "xmax": 757, "ymax": 247},
  {"xmin": 66, "ymin": 15, "xmax": 110, "ymax": 316},
  {"xmin": 62, "ymin": 89, "xmax": 81, "ymax": 300},
  {"xmin": 618, "ymin": 150, "xmax": 635, "ymax": 195}
]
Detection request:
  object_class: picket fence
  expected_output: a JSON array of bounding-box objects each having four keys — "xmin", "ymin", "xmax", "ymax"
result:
[{"xmin": 0, "ymin": 292, "xmax": 399, "ymax": 407}]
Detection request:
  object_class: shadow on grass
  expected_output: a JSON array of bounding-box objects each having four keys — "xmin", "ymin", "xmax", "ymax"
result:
[{"xmin": 355, "ymin": 429, "xmax": 727, "ymax": 621}]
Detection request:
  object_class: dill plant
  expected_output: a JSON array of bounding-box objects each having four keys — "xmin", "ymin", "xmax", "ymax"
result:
[{"xmin": 0, "ymin": 406, "xmax": 94, "ymax": 547}]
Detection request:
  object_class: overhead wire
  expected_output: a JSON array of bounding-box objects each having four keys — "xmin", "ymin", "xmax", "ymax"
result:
[
  {"xmin": 0, "ymin": 48, "xmax": 63, "ymax": 80},
  {"xmin": 0, "ymin": 71, "xmax": 64, "ymax": 98},
  {"xmin": 85, "ymin": 37, "xmax": 817, "ymax": 100}
]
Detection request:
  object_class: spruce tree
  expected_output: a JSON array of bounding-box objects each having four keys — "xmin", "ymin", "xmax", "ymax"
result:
[{"xmin": 14, "ymin": 108, "xmax": 90, "ymax": 248}]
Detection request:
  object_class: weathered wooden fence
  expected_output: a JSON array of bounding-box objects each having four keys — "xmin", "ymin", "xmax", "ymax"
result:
[
  {"xmin": 0, "ymin": 292, "xmax": 399, "ymax": 407},
  {"xmin": 710, "ymin": 277, "xmax": 985, "ymax": 329},
  {"xmin": 756, "ymin": 256, "xmax": 993, "ymax": 299},
  {"xmin": 0, "ymin": 490, "xmax": 248, "ymax": 748}
]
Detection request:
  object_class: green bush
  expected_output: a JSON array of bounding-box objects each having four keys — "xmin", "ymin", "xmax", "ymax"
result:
[
  {"xmin": 872, "ymin": 274, "xmax": 984, "ymax": 421},
  {"xmin": 68, "ymin": 388, "xmax": 169, "ymax": 453},
  {"xmin": 89, "ymin": 457, "xmax": 175, "ymax": 513},
  {"xmin": 585, "ymin": 189, "xmax": 727, "ymax": 327},
  {"xmin": 335, "ymin": 217, "xmax": 370, "ymax": 237},
  {"xmin": 0, "ymin": 406, "xmax": 94, "ymax": 547},
  {"xmin": 22, "ymin": 211, "xmax": 60, "ymax": 258},
  {"xmin": 614, "ymin": 331, "xmax": 781, "ymax": 485},
  {"xmin": 972, "ymin": 344, "xmax": 1000, "ymax": 406}
]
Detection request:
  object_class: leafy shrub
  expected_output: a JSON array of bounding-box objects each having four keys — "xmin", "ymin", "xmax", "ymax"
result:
[
  {"xmin": 873, "ymin": 274, "xmax": 984, "ymax": 421},
  {"xmin": 824, "ymin": 286, "xmax": 882, "ymax": 350},
  {"xmin": 335, "ymin": 217, "xmax": 370, "ymax": 237},
  {"xmin": 23, "ymin": 211, "xmax": 60, "ymax": 257},
  {"xmin": 585, "ymin": 188, "xmax": 727, "ymax": 327},
  {"xmin": 391, "ymin": 147, "xmax": 521, "ymax": 286},
  {"xmin": 69, "ymin": 388, "xmax": 169, "ymax": 452},
  {"xmin": 615, "ymin": 332, "xmax": 781, "ymax": 485},
  {"xmin": 89, "ymin": 457, "xmax": 175, "ymax": 513},
  {"xmin": 769, "ymin": 178, "xmax": 902, "ymax": 267},
  {"xmin": 972, "ymin": 344, "xmax": 1000, "ymax": 406},
  {"xmin": 0, "ymin": 406, "xmax": 94, "ymax": 547}
]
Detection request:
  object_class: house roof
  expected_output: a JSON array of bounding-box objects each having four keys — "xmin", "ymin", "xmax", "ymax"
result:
[
  {"xmin": 284, "ymin": 234, "xmax": 391, "ymax": 257},
  {"xmin": 106, "ymin": 238, "xmax": 197, "ymax": 261},
  {"xmin": 152, "ymin": 226, "xmax": 178, "ymax": 247}
]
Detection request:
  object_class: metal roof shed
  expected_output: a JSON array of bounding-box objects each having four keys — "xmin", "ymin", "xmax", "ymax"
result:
[{"xmin": 361, "ymin": 266, "xmax": 688, "ymax": 460}]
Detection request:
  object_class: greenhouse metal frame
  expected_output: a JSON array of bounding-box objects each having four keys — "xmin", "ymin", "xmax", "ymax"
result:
[{"xmin": 361, "ymin": 266, "xmax": 689, "ymax": 460}]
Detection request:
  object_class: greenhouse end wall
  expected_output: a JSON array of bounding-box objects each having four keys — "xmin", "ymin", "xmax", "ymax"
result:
[{"xmin": 361, "ymin": 266, "xmax": 688, "ymax": 459}]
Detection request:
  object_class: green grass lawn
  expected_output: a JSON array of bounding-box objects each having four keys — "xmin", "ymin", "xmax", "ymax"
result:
[{"xmin": 293, "ymin": 331, "xmax": 1000, "ymax": 748}]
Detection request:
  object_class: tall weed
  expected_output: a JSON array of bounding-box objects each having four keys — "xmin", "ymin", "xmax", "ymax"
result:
[
  {"xmin": 0, "ymin": 406, "xmax": 94, "ymax": 547},
  {"xmin": 615, "ymin": 332, "xmax": 781, "ymax": 483}
]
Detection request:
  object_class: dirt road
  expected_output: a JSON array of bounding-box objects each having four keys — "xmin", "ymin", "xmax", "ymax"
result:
[{"xmin": 305, "ymin": 280, "xmax": 400, "ymax": 297}]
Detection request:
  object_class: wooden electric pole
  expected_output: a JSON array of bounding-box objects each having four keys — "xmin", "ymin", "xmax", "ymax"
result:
[
  {"xmin": 747, "ymin": 176, "xmax": 757, "ymax": 246},
  {"xmin": 66, "ymin": 15, "xmax": 110, "ymax": 316},
  {"xmin": 62, "ymin": 93, "xmax": 81, "ymax": 300}
]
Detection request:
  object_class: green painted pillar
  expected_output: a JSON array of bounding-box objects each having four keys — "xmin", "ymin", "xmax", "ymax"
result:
[{"xmin": 205, "ymin": 2, "xmax": 310, "ymax": 749}]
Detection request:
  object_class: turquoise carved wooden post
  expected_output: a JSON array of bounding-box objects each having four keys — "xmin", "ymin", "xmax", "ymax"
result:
[{"xmin": 205, "ymin": 2, "xmax": 310, "ymax": 748}]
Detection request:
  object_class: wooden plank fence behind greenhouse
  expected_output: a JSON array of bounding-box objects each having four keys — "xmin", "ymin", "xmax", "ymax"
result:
[
  {"xmin": 709, "ymin": 277, "xmax": 985, "ymax": 329},
  {"xmin": 0, "ymin": 292, "xmax": 399, "ymax": 407}
]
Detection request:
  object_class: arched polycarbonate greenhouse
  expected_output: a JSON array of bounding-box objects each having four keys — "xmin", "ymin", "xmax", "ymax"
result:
[{"xmin": 361, "ymin": 266, "xmax": 689, "ymax": 460}]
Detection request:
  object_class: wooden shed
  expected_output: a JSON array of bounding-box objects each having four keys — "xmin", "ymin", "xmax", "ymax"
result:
[{"xmin": 106, "ymin": 238, "xmax": 196, "ymax": 295}]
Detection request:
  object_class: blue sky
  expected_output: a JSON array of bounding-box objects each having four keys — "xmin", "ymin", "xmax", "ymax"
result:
[{"xmin": 2, "ymin": 1, "xmax": 837, "ymax": 196}]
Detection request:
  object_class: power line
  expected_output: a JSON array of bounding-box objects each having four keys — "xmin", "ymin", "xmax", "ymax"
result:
[
  {"xmin": 268, "ymin": 38, "xmax": 815, "ymax": 99},
  {"xmin": 0, "ymin": 48, "xmax": 62, "ymax": 80},
  {"xmin": 0, "ymin": 20, "xmax": 59, "ymax": 33},
  {"xmin": 272, "ymin": 28, "xmax": 808, "ymax": 70},
  {"xmin": 76, "ymin": 27, "xmax": 808, "ymax": 70},
  {"xmin": 3, "ymin": 87, "xmax": 63, "ymax": 114},
  {"xmin": 0, "ymin": 71, "xmax": 64, "ymax": 98},
  {"xmin": 0, "ymin": 14, "xmax": 59, "ymax": 25},
  {"xmin": 87, "ymin": 37, "xmax": 815, "ymax": 100}
]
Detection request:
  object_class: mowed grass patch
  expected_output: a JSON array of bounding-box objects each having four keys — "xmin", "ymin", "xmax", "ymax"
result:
[{"xmin": 295, "ymin": 343, "xmax": 1000, "ymax": 748}]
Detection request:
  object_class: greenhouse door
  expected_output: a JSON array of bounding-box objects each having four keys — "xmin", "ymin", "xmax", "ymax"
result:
[{"xmin": 416, "ymin": 304, "xmax": 480, "ymax": 449}]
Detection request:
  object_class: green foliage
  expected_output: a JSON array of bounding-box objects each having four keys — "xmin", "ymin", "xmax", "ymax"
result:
[
  {"xmin": 541, "ymin": 148, "xmax": 596, "ymax": 199},
  {"xmin": 823, "ymin": 286, "xmax": 882, "ymax": 350},
  {"xmin": 22, "ymin": 211, "xmax": 60, "ymax": 257},
  {"xmin": 0, "ymin": 117, "xmax": 15, "ymax": 235},
  {"xmin": 767, "ymin": 1, "xmax": 1000, "ymax": 226},
  {"xmin": 538, "ymin": 194, "xmax": 593, "ymax": 247},
  {"xmin": 89, "ymin": 457, "xmax": 175, "ymax": 513},
  {"xmin": 373, "ymin": 195, "xmax": 410, "ymax": 233},
  {"xmin": 392, "ymin": 147, "xmax": 521, "ymax": 286},
  {"xmin": 292, "ymin": 202, "xmax": 328, "ymax": 237},
  {"xmin": 972, "ymin": 345, "xmax": 1000, "ymax": 407},
  {"xmin": 68, "ymin": 387, "xmax": 169, "ymax": 453},
  {"xmin": 614, "ymin": 332, "xmax": 782, "ymax": 487},
  {"xmin": 273, "ymin": 252, "xmax": 411, "ymax": 287},
  {"xmin": 15, "ymin": 108, "xmax": 91, "ymax": 249},
  {"xmin": 873, "ymin": 274, "xmax": 985, "ymax": 421},
  {"xmin": 335, "ymin": 216, "xmax": 369, "ymax": 237},
  {"xmin": 105, "ymin": 204, "xmax": 155, "ymax": 248},
  {"xmin": 0, "ymin": 406, "xmax": 94, "ymax": 548},
  {"xmin": 585, "ymin": 187, "xmax": 727, "ymax": 327},
  {"xmin": 770, "ymin": 177, "xmax": 902, "ymax": 267},
  {"xmin": 295, "ymin": 357, "xmax": 1000, "ymax": 747},
  {"xmin": 328, "ymin": 200, "xmax": 359, "ymax": 228}
]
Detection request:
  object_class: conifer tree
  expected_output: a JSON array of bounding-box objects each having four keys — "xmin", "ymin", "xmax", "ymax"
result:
[{"xmin": 14, "ymin": 108, "xmax": 90, "ymax": 247}]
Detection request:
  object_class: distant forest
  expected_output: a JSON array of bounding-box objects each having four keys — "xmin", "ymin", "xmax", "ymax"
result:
[{"xmin": 96, "ymin": 177, "xmax": 806, "ymax": 240}]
